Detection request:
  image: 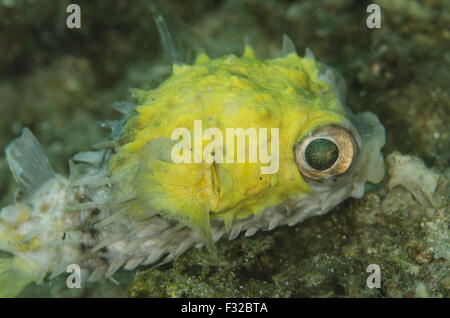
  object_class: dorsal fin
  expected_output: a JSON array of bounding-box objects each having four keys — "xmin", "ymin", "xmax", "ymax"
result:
[
  {"xmin": 281, "ymin": 34, "xmax": 297, "ymax": 56},
  {"xmin": 150, "ymin": 3, "xmax": 180, "ymax": 63},
  {"xmin": 5, "ymin": 128, "xmax": 55, "ymax": 198},
  {"xmin": 110, "ymin": 101, "xmax": 135, "ymax": 114},
  {"xmin": 243, "ymin": 35, "xmax": 255, "ymax": 58},
  {"xmin": 305, "ymin": 47, "xmax": 315, "ymax": 60}
]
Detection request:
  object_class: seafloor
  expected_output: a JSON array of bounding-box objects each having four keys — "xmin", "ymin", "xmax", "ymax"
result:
[{"xmin": 0, "ymin": 0, "xmax": 448, "ymax": 297}]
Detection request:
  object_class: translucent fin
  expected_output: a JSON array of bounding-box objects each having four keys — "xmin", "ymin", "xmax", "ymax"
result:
[
  {"xmin": 0, "ymin": 256, "xmax": 37, "ymax": 297},
  {"xmin": 243, "ymin": 36, "xmax": 255, "ymax": 58},
  {"xmin": 150, "ymin": 3, "xmax": 179, "ymax": 63},
  {"xmin": 72, "ymin": 150, "xmax": 106, "ymax": 166},
  {"xmin": 110, "ymin": 101, "xmax": 135, "ymax": 114},
  {"xmin": 281, "ymin": 34, "xmax": 297, "ymax": 56},
  {"xmin": 5, "ymin": 128, "xmax": 55, "ymax": 198},
  {"xmin": 305, "ymin": 47, "xmax": 315, "ymax": 60}
]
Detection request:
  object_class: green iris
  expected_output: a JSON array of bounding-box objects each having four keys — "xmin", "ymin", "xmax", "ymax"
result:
[{"xmin": 305, "ymin": 138, "xmax": 339, "ymax": 171}]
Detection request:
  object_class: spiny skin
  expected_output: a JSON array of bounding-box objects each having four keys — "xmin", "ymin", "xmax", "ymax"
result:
[
  {"xmin": 109, "ymin": 48, "xmax": 352, "ymax": 251},
  {"xmin": 0, "ymin": 45, "xmax": 385, "ymax": 297}
]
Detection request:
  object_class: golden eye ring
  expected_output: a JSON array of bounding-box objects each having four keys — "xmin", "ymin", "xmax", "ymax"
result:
[{"xmin": 294, "ymin": 125, "xmax": 357, "ymax": 181}]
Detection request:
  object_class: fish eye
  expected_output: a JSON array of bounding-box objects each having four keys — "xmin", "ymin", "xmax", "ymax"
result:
[
  {"xmin": 304, "ymin": 138, "xmax": 339, "ymax": 171},
  {"xmin": 294, "ymin": 126, "xmax": 357, "ymax": 181}
]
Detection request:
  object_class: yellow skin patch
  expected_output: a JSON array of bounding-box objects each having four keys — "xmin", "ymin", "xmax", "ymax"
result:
[{"xmin": 109, "ymin": 48, "xmax": 351, "ymax": 252}]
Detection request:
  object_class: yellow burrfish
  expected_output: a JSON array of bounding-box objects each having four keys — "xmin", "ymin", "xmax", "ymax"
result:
[{"xmin": 0, "ymin": 38, "xmax": 384, "ymax": 297}]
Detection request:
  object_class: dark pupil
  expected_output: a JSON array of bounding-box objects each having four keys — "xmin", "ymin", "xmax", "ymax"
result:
[{"xmin": 305, "ymin": 138, "xmax": 339, "ymax": 171}]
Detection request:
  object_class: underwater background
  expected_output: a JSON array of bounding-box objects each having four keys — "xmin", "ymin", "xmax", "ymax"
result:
[{"xmin": 0, "ymin": 0, "xmax": 448, "ymax": 297}]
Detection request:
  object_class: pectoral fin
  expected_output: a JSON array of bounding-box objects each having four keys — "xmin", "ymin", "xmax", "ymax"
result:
[{"xmin": 136, "ymin": 138, "xmax": 216, "ymax": 255}]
